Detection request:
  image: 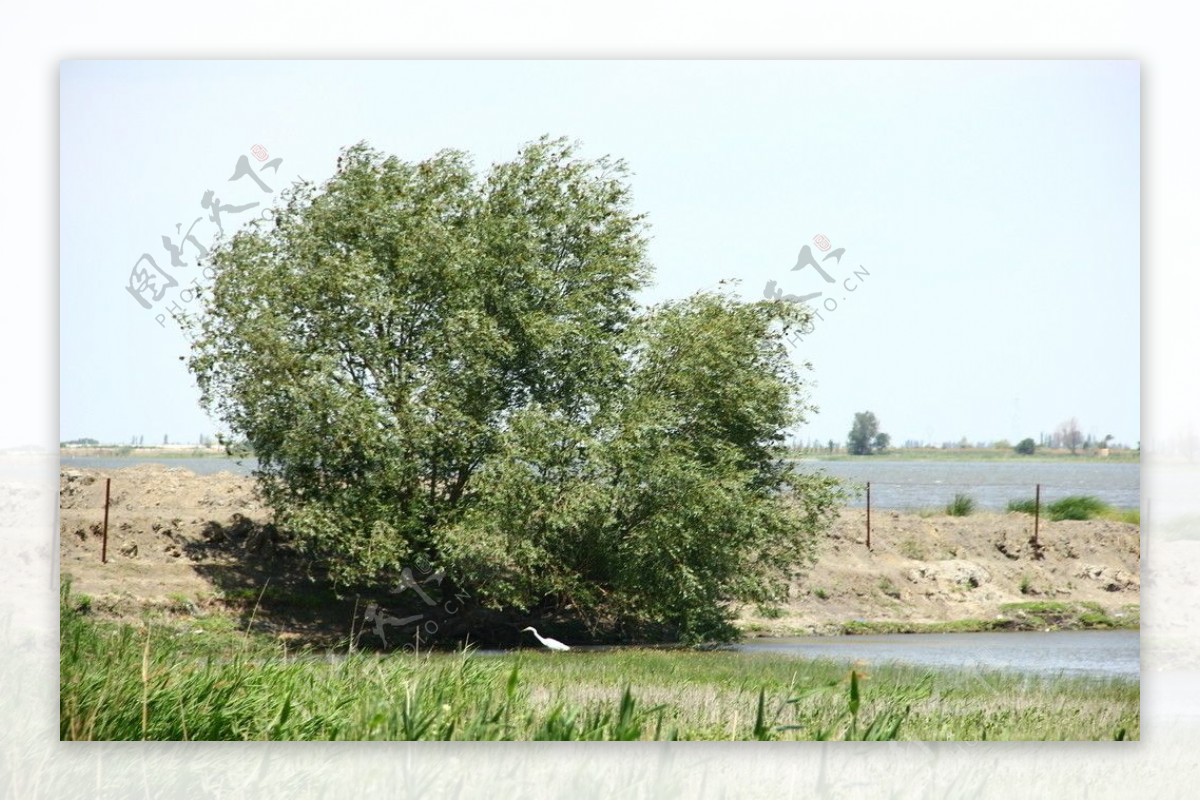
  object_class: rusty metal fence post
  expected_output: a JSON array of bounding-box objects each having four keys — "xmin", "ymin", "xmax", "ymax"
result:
[
  {"xmin": 101, "ymin": 477, "xmax": 111, "ymax": 564},
  {"xmin": 865, "ymin": 481, "xmax": 871, "ymax": 550}
]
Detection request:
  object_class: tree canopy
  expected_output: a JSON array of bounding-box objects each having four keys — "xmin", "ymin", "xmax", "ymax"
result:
[
  {"xmin": 847, "ymin": 411, "xmax": 888, "ymax": 456},
  {"xmin": 185, "ymin": 137, "xmax": 842, "ymax": 642}
]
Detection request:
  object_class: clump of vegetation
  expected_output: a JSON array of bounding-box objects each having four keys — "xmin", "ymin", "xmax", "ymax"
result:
[
  {"xmin": 777, "ymin": 670, "xmax": 921, "ymax": 741},
  {"xmin": 166, "ymin": 593, "xmax": 193, "ymax": 614},
  {"xmin": 897, "ymin": 538, "xmax": 927, "ymax": 560},
  {"xmin": 1006, "ymin": 495, "xmax": 1139, "ymax": 525},
  {"xmin": 812, "ymin": 587, "xmax": 829, "ymax": 600},
  {"xmin": 1102, "ymin": 507, "xmax": 1140, "ymax": 525},
  {"xmin": 877, "ymin": 577, "xmax": 902, "ymax": 599},
  {"xmin": 1007, "ymin": 498, "xmax": 1038, "ymax": 515},
  {"xmin": 1113, "ymin": 604, "xmax": 1141, "ymax": 627},
  {"xmin": 1047, "ymin": 495, "xmax": 1108, "ymax": 521},
  {"xmin": 998, "ymin": 600, "xmax": 1135, "ymax": 630},
  {"xmin": 945, "ymin": 493, "xmax": 975, "ymax": 517},
  {"xmin": 1014, "ymin": 437, "xmax": 1037, "ymax": 455},
  {"xmin": 841, "ymin": 618, "xmax": 1006, "ymax": 635},
  {"xmin": 1019, "ymin": 574, "xmax": 1035, "ymax": 595}
]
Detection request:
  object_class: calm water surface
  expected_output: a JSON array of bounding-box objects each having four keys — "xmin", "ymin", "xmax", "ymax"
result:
[
  {"xmin": 793, "ymin": 459, "xmax": 1139, "ymax": 510},
  {"xmin": 60, "ymin": 455, "xmax": 259, "ymax": 476},
  {"xmin": 737, "ymin": 629, "xmax": 1139, "ymax": 679},
  {"xmin": 61, "ymin": 456, "xmax": 1140, "ymax": 511}
]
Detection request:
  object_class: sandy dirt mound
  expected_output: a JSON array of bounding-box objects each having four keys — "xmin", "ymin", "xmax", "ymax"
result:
[
  {"xmin": 746, "ymin": 508, "xmax": 1140, "ymax": 634},
  {"xmin": 59, "ymin": 466, "xmax": 276, "ymax": 609}
]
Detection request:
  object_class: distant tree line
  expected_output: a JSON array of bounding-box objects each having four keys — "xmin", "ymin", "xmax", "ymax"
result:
[{"xmin": 785, "ymin": 414, "xmax": 1132, "ymax": 456}]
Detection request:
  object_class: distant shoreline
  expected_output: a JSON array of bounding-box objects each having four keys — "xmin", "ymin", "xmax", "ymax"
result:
[
  {"xmin": 61, "ymin": 446, "xmax": 1139, "ymax": 462},
  {"xmin": 790, "ymin": 447, "xmax": 1139, "ymax": 464},
  {"xmin": 60, "ymin": 447, "xmax": 247, "ymax": 459}
]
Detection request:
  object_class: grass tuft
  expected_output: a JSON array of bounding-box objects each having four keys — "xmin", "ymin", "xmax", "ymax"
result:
[
  {"xmin": 945, "ymin": 494, "xmax": 975, "ymax": 517},
  {"xmin": 1007, "ymin": 499, "xmax": 1038, "ymax": 515},
  {"xmin": 1101, "ymin": 507, "xmax": 1140, "ymax": 525},
  {"xmin": 1006, "ymin": 495, "xmax": 1139, "ymax": 525},
  {"xmin": 1047, "ymin": 496, "xmax": 1108, "ymax": 521}
]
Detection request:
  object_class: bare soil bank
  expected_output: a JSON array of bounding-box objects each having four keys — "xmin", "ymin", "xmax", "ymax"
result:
[
  {"xmin": 59, "ymin": 465, "xmax": 1139, "ymax": 641},
  {"xmin": 743, "ymin": 504, "xmax": 1138, "ymax": 635}
]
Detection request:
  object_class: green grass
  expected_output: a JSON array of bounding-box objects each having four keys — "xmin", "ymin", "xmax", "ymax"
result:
[
  {"xmin": 840, "ymin": 618, "xmax": 1009, "ymax": 635},
  {"xmin": 1006, "ymin": 495, "xmax": 1139, "ymax": 525},
  {"xmin": 71, "ymin": 593, "xmax": 93, "ymax": 615},
  {"xmin": 1007, "ymin": 498, "xmax": 1039, "ymax": 515},
  {"xmin": 945, "ymin": 493, "xmax": 976, "ymax": 517},
  {"xmin": 1101, "ymin": 507, "xmax": 1141, "ymax": 525},
  {"xmin": 1047, "ymin": 496, "xmax": 1107, "ymax": 521},
  {"xmin": 997, "ymin": 601, "xmax": 1138, "ymax": 630},
  {"xmin": 60, "ymin": 585, "xmax": 1138, "ymax": 741},
  {"xmin": 836, "ymin": 602, "xmax": 1139, "ymax": 636}
]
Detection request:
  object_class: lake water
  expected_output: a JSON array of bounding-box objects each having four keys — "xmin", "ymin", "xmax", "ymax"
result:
[
  {"xmin": 60, "ymin": 455, "xmax": 259, "ymax": 476},
  {"xmin": 737, "ymin": 630, "xmax": 1139, "ymax": 679},
  {"xmin": 793, "ymin": 459, "xmax": 1140, "ymax": 510},
  {"xmin": 58, "ymin": 455, "xmax": 1140, "ymax": 510}
]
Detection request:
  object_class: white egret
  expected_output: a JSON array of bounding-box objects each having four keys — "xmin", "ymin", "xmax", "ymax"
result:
[{"xmin": 521, "ymin": 626, "xmax": 570, "ymax": 651}]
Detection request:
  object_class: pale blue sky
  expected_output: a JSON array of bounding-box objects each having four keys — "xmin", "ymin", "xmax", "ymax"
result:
[{"xmin": 60, "ymin": 60, "xmax": 1139, "ymax": 447}]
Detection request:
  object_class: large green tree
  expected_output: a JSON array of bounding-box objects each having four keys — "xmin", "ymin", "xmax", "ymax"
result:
[{"xmin": 186, "ymin": 137, "xmax": 841, "ymax": 642}]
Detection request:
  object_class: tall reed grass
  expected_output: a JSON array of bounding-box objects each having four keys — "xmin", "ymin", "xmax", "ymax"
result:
[{"xmin": 60, "ymin": 583, "xmax": 1138, "ymax": 741}]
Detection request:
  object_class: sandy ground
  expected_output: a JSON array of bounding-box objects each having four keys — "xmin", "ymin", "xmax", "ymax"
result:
[
  {"xmin": 58, "ymin": 465, "xmax": 1140, "ymax": 638},
  {"xmin": 60, "ymin": 465, "xmax": 272, "ymax": 605},
  {"xmin": 749, "ymin": 506, "xmax": 1139, "ymax": 634}
]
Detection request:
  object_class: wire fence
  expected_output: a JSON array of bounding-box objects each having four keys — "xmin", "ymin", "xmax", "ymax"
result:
[
  {"xmin": 73, "ymin": 473, "xmax": 1139, "ymax": 563},
  {"xmin": 853, "ymin": 480, "xmax": 1141, "ymax": 552},
  {"xmin": 838, "ymin": 479, "xmax": 1139, "ymax": 513}
]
